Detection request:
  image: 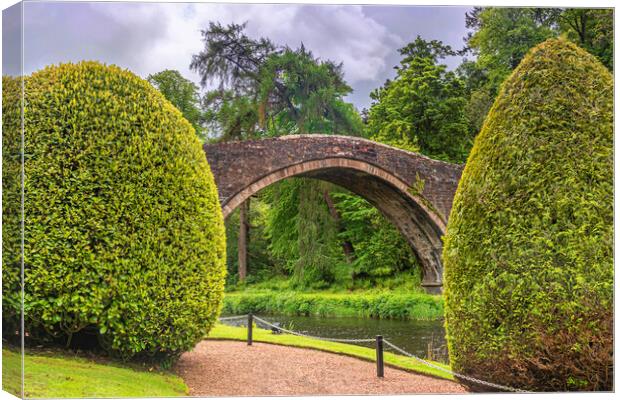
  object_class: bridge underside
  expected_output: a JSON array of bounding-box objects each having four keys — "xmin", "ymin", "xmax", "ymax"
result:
[
  {"xmin": 204, "ymin": 135, "xmax": 463, "ymax": 294},
  {"xmin": 300, "ymin": 167, "xmax": 444, "ymax": 292},
  {"xmin": 219, "ymin": 158, "xmax": 445, "ymax": 292}
]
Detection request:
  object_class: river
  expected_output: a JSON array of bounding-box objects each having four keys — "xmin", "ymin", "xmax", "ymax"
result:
[{"xmin": 220, "ymin": 314, "xmax": 449, "ymax": 363}]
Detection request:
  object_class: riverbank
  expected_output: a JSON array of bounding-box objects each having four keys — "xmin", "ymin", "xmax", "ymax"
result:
[
  {"xmin": 222, "ymin": 289, "xmax": 444, "ymax": 320},
  {"xmin": 1, "ymin": 346, "xmax": 187, "ymax": 398},
  {"xmin": 208, "ymin": 323, "xmax": 453, "ymax": 380}
]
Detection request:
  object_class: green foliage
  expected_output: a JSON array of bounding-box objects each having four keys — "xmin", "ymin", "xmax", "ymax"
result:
[
  {"xmin": 333, "ymin": 193, "xmax": 420, "ymax": 282},
  {"xmin": 293, "ymin": 180, "xmax": 342, "ymax": 288},
  {"xmin": 193, "ymin": 22, "xmax": 363, "ymax": 140},
  {"xmin": 191, "ymin": 21, "xmax": 276, "ymax": 92},
  {"xmin": 224, "ymin": 206, "xmax": 240, "ymax": 279},
  {"xmin": 222, "ymin": 290, "xmax": 444, "ymax": 321},
  {"xmin": 465, "ymin": 8, "xmax": 558, "ymax": 90},
  {"xmin": 191, "ymin": 21, "xmax": 275, "ymax": 140},
  {"xmin": 147, "ymin": 70, "xmax": 206, "ymax": 141},
  {"xmin": 455, "ymin": 59, "xmax": 495, "ymax": 137},
  {"xmin": 258, "ymin": 45, "xmax": 360, "ymax": 135},
  {"xmin": 13, "ymin": 62, "xmax": 226, "ymax": 359},
  {"xmin": 263, "ymin": 180, "xmax": 302, "ymax": 268},
  {"xmin": 224, "ymin": 198, "xmax": 275, "ymax": 287},
  {"xmin": 262, "ymin": 179, "xmax": 345, "ymax": 289},
  {"xmin": 459, "ymin": 8, "xmax": 559, "ymax": 138},
  {"xmin": 367, "ymin": 37, "xmax": 471, "ymax": 162},
  {"xmin": 460, "ymin": 7, "xmax": 613, "ymax": 138},
  {"xmin": 1, "ymin": 75, "xmax": 22, "ymax": 336},
  {"xmin": 443, "ymin": 39, "xmax": 613, "ymax": 391},
  {"xmin": 256, "ymin": 180, "xmax": 423, "ymax": 291},
  {"xmin": 228, "ymin": 268, "xmax": 425, "ymax": 293},
  {"xmin": 203, "ymin": 89, "xmax": 261, "ymax": 140},
  {"xmin": 558, "ymin": 9, "xmax": 613, "ymax": 71}
]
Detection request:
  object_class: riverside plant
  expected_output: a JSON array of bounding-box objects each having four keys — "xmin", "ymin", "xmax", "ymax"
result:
[{"xmin": 222, "ymin": 290, "xmax": 444, "ymax": 321}]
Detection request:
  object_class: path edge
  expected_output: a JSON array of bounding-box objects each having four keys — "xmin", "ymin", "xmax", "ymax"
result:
[{"xmin": 202, "ymin": 338, "xmax": 457, "ymax": 383}]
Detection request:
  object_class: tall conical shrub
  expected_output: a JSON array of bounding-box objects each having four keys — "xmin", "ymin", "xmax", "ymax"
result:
[
  {"xmin": 2, "ymin": 62, "xmax": 226, "ymax": 360},
  {"xmin": 443, "ymin": 39, "xmax": 613, "ymax": 391}
]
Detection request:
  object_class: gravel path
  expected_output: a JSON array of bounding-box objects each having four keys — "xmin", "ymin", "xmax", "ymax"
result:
[{"xmin": 176, "ymin": 340, "xmax": 468, "ymax": 396}]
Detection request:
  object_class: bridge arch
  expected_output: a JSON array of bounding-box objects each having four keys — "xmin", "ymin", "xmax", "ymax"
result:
[{"xmin": 204, "ymin": 135, "xmax": 463, "ymax": 292}]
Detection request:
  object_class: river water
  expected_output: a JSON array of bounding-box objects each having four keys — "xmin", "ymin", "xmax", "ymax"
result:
[{"xmin": 220, "ymin": 314, "xmax": 449, "ymax": 363}]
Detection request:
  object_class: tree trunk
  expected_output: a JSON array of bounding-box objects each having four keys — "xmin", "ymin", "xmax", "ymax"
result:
[
  {"xmin": 322, "ymin": 189, "xmax": 355, "ymax": 262},
  {"xmin": 238, "ymin": 198, "xmax": 250, "ymax": 281},
  {"xmin": 579, "ymin": 13, "xmax": 588, "ymax": 45}
]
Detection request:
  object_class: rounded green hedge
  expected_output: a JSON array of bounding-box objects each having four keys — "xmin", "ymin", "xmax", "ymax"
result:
[
  {"xmin": 442, "ymin": 39, "xmax": 613, "ymax": 391},
  {"xmin": 12, "ymin": 62, "xmax": 226, "ymax": 359},
  {"xmin": 2, "ymin": 76, "xmax": 23, "ymax": 338}
]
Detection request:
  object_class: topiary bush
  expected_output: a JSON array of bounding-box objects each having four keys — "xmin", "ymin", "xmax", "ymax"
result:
[
  {"xmin": 2, "ymin": 75, "xmax": 23, "ymax": 340},
  {"xmin": 442, "ymin": 39, "xmax": 613, "ymax": 391},
  {"xmin": 6, "ymin": 61, "xmax": 226, "ymax": 359}
]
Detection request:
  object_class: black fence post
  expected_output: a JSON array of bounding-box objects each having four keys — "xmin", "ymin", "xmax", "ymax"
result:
[
  {"xmin": 247, "ymin": 314, "xmax": 253, "ymax": 346},
  {"xmin": 376, "ymin": 335, "xmax": 384, "ymax": 378}
]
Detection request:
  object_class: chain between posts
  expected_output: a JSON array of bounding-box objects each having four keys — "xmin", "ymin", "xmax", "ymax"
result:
[
  {"xmin": 218, "ymin": 314, "xmax": 525, "ymax": 393},
  {"xmin": 252, "ymin": 315, "xmax": 375, "ymax": 343},
  {"xmin": 382, "ymin": 339, "xmax": 527, "ymax": 393},
  {"xmin": 218, "ymin": 315, "xmax": 249, "ymax": 321}
]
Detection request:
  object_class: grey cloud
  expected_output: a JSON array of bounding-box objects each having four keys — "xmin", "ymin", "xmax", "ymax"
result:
[
  {"xmin": 22, "ymin": 2, "xmax": 170, "ymax": 75},
  {"xmin": 13, "ymin": 2, "xmax": 471, "ymax": 110}
]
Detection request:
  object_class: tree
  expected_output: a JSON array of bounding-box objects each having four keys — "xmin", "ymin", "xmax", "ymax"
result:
[
  {"xmin": 455, "ymin": 59, "xmax": 493, "ymax": 136},
  {"xmin": 464, "ymin": 8, "xmax": 559, "ymax": 92},
  {"xmin": 191, "ymin": 22, "xmax": 277, "ymax": 141},
  {"xmin": 293, "ymin": 180, "xmax": 341, "ymax": 288},
  {"xmin": 458, "ymin": 7, "xmax": 613, "ymax": 137},
  {"xmin": 334, "ymin": 193, "xmax": 419, "ymax": 283},
  {"xmin": 202, "ymin": 89, "xmax": 260, "ymax": 141},
  {"xmin": 191, "ymin": 22, "xmax": 276, "ymax": 94},
  {"xmin": 258, "ymin": 45, "xmax": 362, "ymax": 135},
  {"xmin": 367, "ymin": 36, "xmax": 471, "ymax": 163},
  {"xmin": 191, "ymin": 22, "xmax": 363, "ymax": 138},
  {"xmin": 147, "ymin": 70, "xmax": 206, "ymax": 141},
  {"xmin": 255, "ymin": 46, "xmax": 362, "ymax": 285},
  {"xmin": 191, "ymin": 22, "xmax": 364, "ymax": 286},
  {"xmin": 459, "ymin": 8, "xmax": 560, "ymax": 136},
  {"xmin": 559, "ymin": 9, "xmax": 613, "ymax": 70},
  {"xmin": 191, "ymin": 22, "xmax": 277, "ymax": 281},
  {"xmin": 397, "ymin": 36, "xmax": 456, "ymax": 66}
]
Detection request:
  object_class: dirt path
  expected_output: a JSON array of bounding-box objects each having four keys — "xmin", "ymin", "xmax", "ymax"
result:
[{"xmin": 176, "ymin": 340, "xmax": 468, "ymax": 396}]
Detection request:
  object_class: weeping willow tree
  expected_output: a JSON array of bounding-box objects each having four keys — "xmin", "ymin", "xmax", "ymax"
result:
[
  {"xmin": 294, "ymin": 180, "xmax": 342, "ymax": 288},
  {"xmin": 263, "ymin": 179, "xmax": 343, "ymax": 288},
  {"xmin": 192, "ymin": 22, "xmax": 421, "ymax": 289}
]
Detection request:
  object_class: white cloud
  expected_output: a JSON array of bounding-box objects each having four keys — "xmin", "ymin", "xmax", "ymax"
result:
[
  {"xmin": 20, "ymin": 2, "xmax": 469, "ymax": 108},
  {"xmin": 79, "ymin": 3, "xmax": 402, "ymax": 85}
]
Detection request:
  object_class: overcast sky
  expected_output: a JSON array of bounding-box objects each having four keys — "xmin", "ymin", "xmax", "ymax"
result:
[{"xmin": 3, "ymin": 1, "xmax": 472, "ymax": 109}]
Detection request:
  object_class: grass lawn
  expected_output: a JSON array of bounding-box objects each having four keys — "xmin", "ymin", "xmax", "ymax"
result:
[
  {"xmin": 1, "ymin": 323, "xmax": 453, "ymax": 398},
  {"xmin": 2, "ymin": 347, "xmax": 187, "ymax": 398},
  {"xmin": 208, "ymin": 323, "xmax": 454, "ymax": 381}
]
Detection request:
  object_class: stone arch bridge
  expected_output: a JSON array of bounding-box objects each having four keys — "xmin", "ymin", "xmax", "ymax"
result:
[{"xmin": 203, "ymin": 135, "xmax": 463, "ymax": 292}]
